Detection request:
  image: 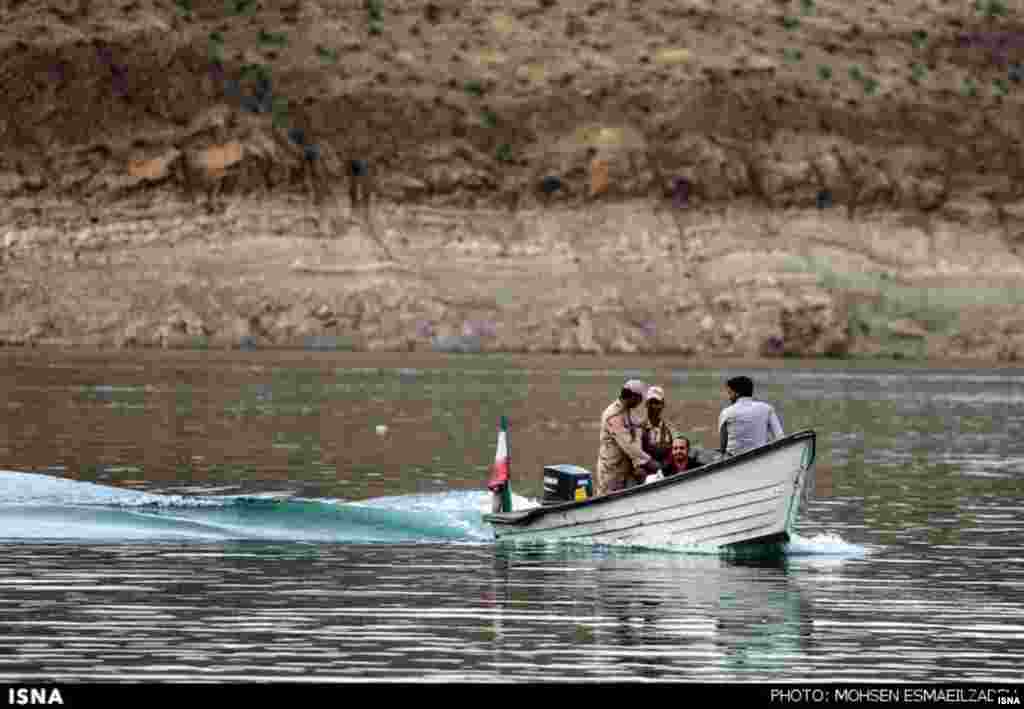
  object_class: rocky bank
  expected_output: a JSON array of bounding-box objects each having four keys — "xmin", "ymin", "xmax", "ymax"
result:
[{"xmin": 2, "ymin": 0, "xmax": 1024, "ymax": 360}]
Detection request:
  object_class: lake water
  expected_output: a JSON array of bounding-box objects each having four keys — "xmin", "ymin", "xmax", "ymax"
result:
[{"xmin": 0, "ymin": 350, "xmax": 1022, "ymax": 682}]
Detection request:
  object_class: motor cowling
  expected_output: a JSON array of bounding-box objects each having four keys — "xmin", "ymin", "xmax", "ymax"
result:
[{"xmin": 542, "ymin": 464, "xmax": 593, "ymax": 505}]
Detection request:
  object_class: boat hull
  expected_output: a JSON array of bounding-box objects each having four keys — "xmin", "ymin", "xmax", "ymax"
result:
[{"xmin": 484, "ymin": 430, "xmax": 815, "ymax": 549}]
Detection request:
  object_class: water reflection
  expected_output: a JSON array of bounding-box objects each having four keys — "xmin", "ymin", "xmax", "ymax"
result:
[{"xmin": 483, "ymin": 547, "xmax": 822, "ymax": 680}]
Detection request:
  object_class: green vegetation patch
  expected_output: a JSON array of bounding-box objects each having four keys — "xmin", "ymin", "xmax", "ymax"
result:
[
  {"xmin": 259, "ymin": 29, "xmax": 289, "ymax": 48},
  {"xmin": 208, "ymin": 32, "xmax": 226, "ymax": 62},
  {"xmin": 240, "ymin": 63, "xmax": 271, "ymax": 83},
  {"xmin": 229, "ymin": 0, "xmax": 257, "ymax": 15},
  {"xmin": 316, "ymin": 44, "xmax": 339, "ymax": 62},
  {"xmin": 910, "ymin": 62, "xmax": 927, "ymax": 85},
  {"xmin": 367, "ymin": 0, "xmax": 384, "ymax": 34},
  {"xmin": 975, "ymin": 0, "xmax": 1008, "ymax": 18},
  {"xmin": 271, "ymin": 96, "xmax": 290, "ymax": 128}
]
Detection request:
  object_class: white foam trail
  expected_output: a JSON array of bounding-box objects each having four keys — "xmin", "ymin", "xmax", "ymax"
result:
[
  {"xmin": 786, "ymin": 532, "xmax": 867, "ymax": 557},
  {"xmin": 346, "ymin": 489, "xmax": 496, "ymax": 540},
  {"xmin": 0, "ymin": 470, "xmax": 225, "ymax": 509}
]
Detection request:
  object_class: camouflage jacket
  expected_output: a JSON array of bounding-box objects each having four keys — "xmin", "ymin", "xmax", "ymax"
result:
[
  {"xmin": 596, "ymin": 399, "xmax": 652, "ymax": 494},
  {"xmin": 640, "ymin": 416, "xmax": 678, "ymax": 465}
]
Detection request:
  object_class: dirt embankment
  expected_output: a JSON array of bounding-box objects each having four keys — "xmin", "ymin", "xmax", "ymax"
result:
[{"xmin": 2, "ymin": 0, "xmax": 1024, "ymax": 360}]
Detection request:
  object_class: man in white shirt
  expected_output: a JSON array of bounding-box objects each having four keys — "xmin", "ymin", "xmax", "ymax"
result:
[{"xmin": 718, "ymin": 376, "xmax": 784, "ymax": 457}]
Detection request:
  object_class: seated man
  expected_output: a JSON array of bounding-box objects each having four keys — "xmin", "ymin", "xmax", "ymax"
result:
[{"xmin": 663, "ymin": 436, "xmax": 701, "ymax": 476}]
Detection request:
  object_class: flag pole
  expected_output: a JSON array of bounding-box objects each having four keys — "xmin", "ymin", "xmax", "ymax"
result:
[{"xmin": 487, "ymin": 416, "xmax": 512, "ymax": 513}]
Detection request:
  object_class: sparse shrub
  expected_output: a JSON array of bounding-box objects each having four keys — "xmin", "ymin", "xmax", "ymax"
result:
[
  {"xmin": 173, "ymin": 0, "xmax": 193, "ymax": 18},
  {"xmin": 994, "ymin": 77, "xmax": 1010, "ymax": 96},
  {"xmin": 496, "ymin": 143, "xmax": 513, "ymax": 162},
  {"xmin": 910, "ymin": 62, "xmax": 926, "ymax": 85},
  {"xmin": 800, "ymin": 0, "xmax": 815, "ymax": 15},
  {"xmin": 481, "ymin": 109, "xmax": 498, "ymax": 128},
  {"xmin": 366, "ymin": 0, "xmax": 384, "ymax": 33},
  {"xmin": 316, "ymin": 45, "xmax": 338, "ymax": 62},
  {"xmin": 464, "ymin": 79, "xmax": 485, "ymax": 97},
  {"xmin": 781, "ymin": 15, "xmax": 800, "ymax": 30},
  {"xmin": 208, "ymin": 32, "xmax": 225, "ymax": 62},
  {"xmin": 975, "ymin": 0, "xmax": 1008, "ymax": 18},
  {"xmin": 271, "ymin": 96, "xmax": 289, "ymax": 128},
  {"xmin": 240, "ymin": 63, "xmax": 271, "ymax": 83},
  {"xmin": 863, "ymin": 77, "xmax": 879, "ymax": 95},
  {"xmin": 230, "ymin": 0, "xmax": 256, "ymax": 15},
  {"xmin": 849, "ymin": 65, "xmax": 864, "ymax": 82},
  {"xmin": 962, "ymin": 77, "xmax": 978, "ymax": 98},
  {"xmin": 910, "ymin": 29, "xmax": 928, "ymax": 50},
  {"xmin": 259, "ymin": 29, "xmax": 289, "ymax": 47},
  {"xmin": 818, "ymin": 64, "xmax": 833, "ymax": 80},
  {"xmin": 782, "ymin": 48, "xmax": 803, "ymax": 62}
]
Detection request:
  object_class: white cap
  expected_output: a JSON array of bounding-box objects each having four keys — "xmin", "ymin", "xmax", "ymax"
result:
[
  {"xmin": 646, "ymin": 385, "xmax": 665, "ymax": 402},
  {"xmin": 623, "ymin": 379, "xmax": 647, "ymax": 397}
]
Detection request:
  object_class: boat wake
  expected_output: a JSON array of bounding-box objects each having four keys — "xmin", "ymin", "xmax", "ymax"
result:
[
  {"xmin": 0, "ymin": 470, "xmax": 495, "ymax": 544},
  {"xmin": 0, "ymin": 471, "xmax": 863, "ymax": 557},
  {"xmin": 784, "ymin": 532, "xmax": 867, "ymax": 557}
]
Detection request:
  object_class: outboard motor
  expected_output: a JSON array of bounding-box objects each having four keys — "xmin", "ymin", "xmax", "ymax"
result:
[{"xmin": 542, "ymin": 464, "xmax": 593, "ymax": 505}]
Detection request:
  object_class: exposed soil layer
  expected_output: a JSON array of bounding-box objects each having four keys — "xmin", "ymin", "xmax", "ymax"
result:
[{"xmin": 2, "ymin": 0, "xmax": 1024, "ymax": 360}]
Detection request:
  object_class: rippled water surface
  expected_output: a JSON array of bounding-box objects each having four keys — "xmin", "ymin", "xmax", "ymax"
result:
[{"xmin": 0, "ymin": 351, "xmax": 1022, "ymax": 681}]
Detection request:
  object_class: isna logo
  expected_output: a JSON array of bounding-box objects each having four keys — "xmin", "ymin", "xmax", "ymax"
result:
[{"xmin": 7, "ymin": 688, "xmax": 64, "ymax": 706}]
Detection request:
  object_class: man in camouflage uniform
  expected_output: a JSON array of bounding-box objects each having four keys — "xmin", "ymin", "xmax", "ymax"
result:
[
  {"xmin": 640, "ymin": 385, "xmax": 678, "ymax": 468},
  {"xmin": 596, "ymin": 380, "xmax": 663, "ymax": 495}
]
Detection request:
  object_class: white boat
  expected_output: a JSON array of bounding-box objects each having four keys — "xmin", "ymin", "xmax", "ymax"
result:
[{"xmin": 484, "ymin": 430, "xmax": 816, "ymax": 550}]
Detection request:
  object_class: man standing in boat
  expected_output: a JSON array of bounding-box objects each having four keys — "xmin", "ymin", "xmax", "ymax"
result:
[
  {"xmin": 718, "ymin": 375, "xmax": 784, "ymax": 457},
  {"xmin": 640, "ymin": 386, "xmax": 677, "ymax": 468},
  {"xmin": 596, "ymin": 380, "xmax": 663, "ymax": 495}
]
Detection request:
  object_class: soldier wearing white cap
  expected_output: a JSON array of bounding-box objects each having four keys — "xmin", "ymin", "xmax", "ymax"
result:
[
  {"xmin": 596, "ymin": 380, "xmax": 663, "ymax": 495},
  {"xmin": 640, "ymin": 385, "xmax": 678, "ymax": 468}
]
